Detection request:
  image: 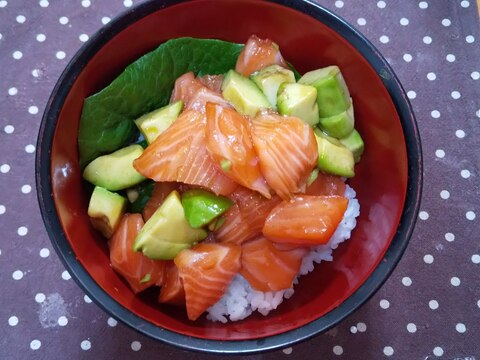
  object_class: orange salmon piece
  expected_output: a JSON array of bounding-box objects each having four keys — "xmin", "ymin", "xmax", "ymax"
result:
[
  {"xmin": 305, "ymin": 172, "xmax": 346, "ymax": 196},
  {"xmin": 174, "ymin": 243, "xmax": 241, "ymax": 321},
  {"xmin": 205, "ymin": 103, "xmax": 270, "ymax": 197},
  {"xmin": 133, "ymin": 110, "xmax": 237, "ymax": 196},
  {"xmin": 158, "ymin": 261, "xmax": 185, "ymax": 306},
  {"xmin": 198, "ymin": 74, "xmax": 224, "ymax": 93},
  {"xmin": 263, "ymin": 195, "xmax": 348, "ymax": 245},
  {"xmin": 142, "ymin": 182, "xmax": 180, "ymax": 222},
  {"xmin": 251, "ymin": 112, "xmax": 318, "ymax": 200},
  {"xmin": 235, "ymin": 35, "xmax": 288, "ymax": 77}
]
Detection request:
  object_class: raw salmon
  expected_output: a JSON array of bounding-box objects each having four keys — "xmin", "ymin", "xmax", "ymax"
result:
[
  {"xmin": 109, "ymin": 213, "xmax": 167, "ymax": 293},
  {"xmin": 174, "ymin": 243, "xmax": 241, "ymax": 321},
  {"xmin": 240, "ymin": 236, "xmax": 308, "ymax": 292},
  {"xmin": 158, "ymin": 261, "xmax": 185, "ymax": 305},
  {"xmin": 235, "ymin": 35, "xmax": 288, "ymax": 77},
  {"xmin": 205, "ymin": 103, "xmax": 270, "ymax": 197},
  {"xmin": 198, "ymin": 74, "xmax": 224, "ymax": 93},
  {"xmin": 143, "ymin": 182, "xmax": 180, "ymax": 221},
  {"xmin": 251, "ymin": 112, "xmax": 318, "ymax": 200},
  {"xmin": 215, "ymin": 186, "xmax": 281, "ymax": 244},
  {"xmin": 133, "ymin": 110, "xmax": 237, "ymax": 196},
  {"xmin": 263, "ymin": 195, "xmax": 348, "ymax": 245},
  {"xmin": 305, "ymin": 172, "xmax": 346, "ymax": 196}
]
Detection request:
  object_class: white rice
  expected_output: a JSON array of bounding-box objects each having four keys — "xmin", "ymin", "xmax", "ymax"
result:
[{"xmin": 207, "ymin": 185, "xmax": 360, "ymax": 323}]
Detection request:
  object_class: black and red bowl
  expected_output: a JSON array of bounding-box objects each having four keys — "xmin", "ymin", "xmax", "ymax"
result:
[{"xmin": 36, "ymin": 0, "xmax": 422, "ymax": 354}]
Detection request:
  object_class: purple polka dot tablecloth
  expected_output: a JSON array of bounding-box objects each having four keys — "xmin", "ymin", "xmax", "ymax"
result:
[{"xmin": 1, "ymin": 0, "xmax": 479, "ymax": 359}]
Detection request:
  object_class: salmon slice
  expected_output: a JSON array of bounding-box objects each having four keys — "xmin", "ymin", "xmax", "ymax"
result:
[
  {"xmin": 235, "ymin": 35, "xmax": 288, "ymax": 77},
  {"xmin": 240, "ymin": 236, "xmax": 308, "ymax": 291},
  {"xmin": 215, "ymin": 186, "xmax": 281, "ymax": 244},
  {"xmin": 158, "ymin": 261, "xmax": 185, "ymax": 305},
  {"xmin": 251, "ymin": 112, "xmax": 318, "ymax": 200},
  {"xmin": 174, "ymin": 243, "xmax": 241, "ymax": 321},
  {"xmin": 143, "ymin": 182, "xmax": 180, "ymax": 221},
  {"xmin": 263, "ymin": 195, "xmax": 348, "ymax": 245},
  {"xmin": 198, "ymin": 74, "xmax": 224, "ymax": 93},
  {"xmin": 170, "ymin": 72, "xmax": 229, "ymax": 112},
  {"xmin": 205, "ymin": 103, "xmax": 270, "ymax": 197},
  {"xmin": 109, "ymin": 213, "xmax": 167, "ymax": 293},
  {"xmin": 133, "ymin": 110, "xmax": 237, "ymax": 196},
  {"xmin": 305, "ymin": 172, "xmax": 346, "ymax": 196}
]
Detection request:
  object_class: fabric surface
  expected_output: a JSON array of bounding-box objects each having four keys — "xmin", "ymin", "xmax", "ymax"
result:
[{"xmin": 0, "ymin": 0, "xmax": 479, "ymax": 359}]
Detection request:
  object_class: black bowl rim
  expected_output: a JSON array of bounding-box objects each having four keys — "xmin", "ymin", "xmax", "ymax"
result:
[{"xmin": 36, "ymin": 0, "xmax": 423, "ymax": 354}]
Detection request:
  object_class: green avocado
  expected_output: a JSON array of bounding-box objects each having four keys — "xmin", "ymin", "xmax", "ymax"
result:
[
  {"xmin": 222, "ymin": 70, "xmax": 272, "ymax": 116},
  {"xmin": 314, "ymin": 132, "xmax": 355, "ymax": 178},
  {"xmin": 87, "ymin": 186, "xmax": 127, "ymax": 238},
  {"xmin": 277, "ymin": 83, "xmax": 320, "ymax": 126},
  {"xmin": 134, "ymin": 100, "xmax": 183, "ymax": 144},
  {"xmin": 133, "ymin": 190, "xmax": 208, "ymax": 260},
  {"xmin": 181, "ymin": 189, "xmax": 233, "ymax": 228},
  {"xmin": 83, "ymin": 145, "xmax": 146, "ymax": 191},
  {"xmin": 318, "ymin": 102, "xmax": 355, "ymax": 138},
  {"xmin": 340, "ymin": 128, "xmax": 364, "ymax": 163},
  {"xmin": 250, "ymin": 64, "xmax": 295, "ymax": 108}
]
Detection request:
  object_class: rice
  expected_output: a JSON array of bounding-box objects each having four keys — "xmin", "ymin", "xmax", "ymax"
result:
[{"xmin": 206, "ymin": 185, "xmax": 360, "ymax": 323}]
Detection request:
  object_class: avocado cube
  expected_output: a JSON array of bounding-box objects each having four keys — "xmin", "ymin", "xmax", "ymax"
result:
[
  {"xmin": 88, "ymin": 186, "xmax": 127, "ymax": 238},
  {"xmin": 250, "ymin": 65, "xmax": 295, "ymax": 108},
  {"xmin": 277, "ymin": 83, "xmax": 320, "ymax": 126},
  {"xmin": 318, "ymin": 102, "xmax": 355, "ymax": 139},
  {"xmin": 314, "ymin": 133, "xmax": 355, "ymax": 178},
  {"xmin": 340, "ymin": 129, "xmax": 364, "ymax": 163}
]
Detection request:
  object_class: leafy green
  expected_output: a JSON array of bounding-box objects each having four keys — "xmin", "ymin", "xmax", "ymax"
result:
[
  {"xmin": 78, "ymin": 38, "xmax": 244, "ymax": 167},
  {"xmin": 126, "ymin": 180, "xmax": 154, "ymax": 214}
]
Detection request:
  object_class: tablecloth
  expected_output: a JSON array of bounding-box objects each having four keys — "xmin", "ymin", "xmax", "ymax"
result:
[{"xmin": 1, "ymin": 0, "xmax": 479, "ymax": 359}]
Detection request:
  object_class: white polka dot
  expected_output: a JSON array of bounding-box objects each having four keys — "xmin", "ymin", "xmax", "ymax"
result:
[
  {"xmin": 28, "ymin": 106, "xmax": 39, "ymax": 114},
  {"xmin": 35, "ymin": 293, "xmax": 46, "ymax": 303},
  {"xmin": 471, "ymin": 71, "xmax": 480, "ymax": 80},
  {"xmin": 56, "ymin": 51, "xmax": 66, "ymax": 60},
  {"xmin": 32, "ymin": 69, "xmax": 42, "ymax": 78},
  {"xmin": 456, "ymin": 323, "xmax": 466, "ymax": 333},
  {"xmin": 350, "ymin": 325, "xmax": 358, "ymax": 333},
  {"xmin": 30, "ymin": 340, "xmax": 41, "ymax": 350},
  {"xmin": 58, "ymin": 316, "xmax": 68, "ymax": 326},
  {"xmin": 423, "ymin": 254, "xmax": 434, "ymax": 264},
  {"xmin": 335, "ymin": 0, "xmax": 344, "ymax": 8},
  {"xmin": 16, "ymin": 15, "xmax": 26, "ymax": 24},
  {"xmin": 12, "ymin": 51, "xmax": 23, "ymax": 60},
  {"xmin": 333, "ymin": 345, "xmax": 343, "ymax": 355},
  {"xmin": 84, "ymin": 295, "xmax": 92, "ymax": 303},
  {"xmin": 427, "ymin": 72, "xmax": 436, "ymax": 81},
  {"xmin": 407, "ymin": 91, "xmax": 416, "ymax": 99},
  {"xmin": 419, "ymin": 211, "xmax": 429, "ymax": 220},
  {"xmin": 17, "ymin": 226, "xmax": 28, "ymax": 236},
  {"xmin": 455, "ymin": 129, "xmax": 465, "ymax": 138},
  {"xmin": 451, "ymin": 91, "xmax": 461, "ymax": 99},
  {"xmin": 131, "ymin": 341, "xmax": 141, "ymax": 351},
  {"xmin": 379, "ymin": 299, "xmax": 390, "ymax": 309},
  {"xmin": 429, "ymin": 300, "xmax": 439, "ymax": 310},
  {"xmin": 8, "ymin": 316, "xmax": 18, "ymax": 326},
  {"xmin": 39, "ymin": 248, "xmax": 50, "ymax": 258},
  {"xmin": 423, "ymin": 36, "xmax": 432, "ymax": 44},
  {"xmin": 460, "ymin": 0, "xmax": 470, "ymax": 7},
  {"xmin": 377, "ymin": 0, "xmax": 386, "ymax": 8},
  {"xmin": 460, "ymin": 169, "xmax": 471, "ymax": 179},
  {"xmin": 478, "ymin": 300, "xmax": 480, "ymax": 308},
  {"xmin": 81, "ymin": 340, "xmax": 91, "ymax": 350},
  {"xmin": 433, "ymin": 347, "xmax": 444, "ymax": 356},
  {"xmin": 101, "ymin": 17, "xmax": 111, "ymax": 25},
  {"xmin": 400, "ymin": 18, "xmax": 409, "ymax": 25},
  {"xmin": 62, "ymin": 270, "xmax": 71, "ymax": 280},
  {"xmin": 59, "ymin": 16, "xmax": 69, "ymax": 25},
  {"xmin": 357, "ymin": 18, "xmax": 366, "ymax": 26},
  {"xmin": 0, "ymin": 205, "xmax": 5, "ymax": 215},
  {"xmin": 403, "ymin": 53, "xmax": 413, "ymax": 62},
  {"xmin": 418, "ymin": 1, "xmax": 428, "ymax": 9},
  {"xmin": 8, "ymin": 87, "xmax": 18, "ymax": 95},
  {"xmin": 79, "ymin": 34, "xmax": 89, "ymax": 42},
  {"xmin": 4, "ymin": 125, "xmax": 14, "ymax": 134},
  {"xmin": 466, "ymin": 211, "xmax": 476, "ymax": 220},
  {"xmin": 1, "ymin": 164, "xmax": 11, "ymax": 173},
  {"xmin": 466, "ymin": 35, "xmax": 475, "ymax": 43},
  {"xmin": 0, "ymin": 1, "xmax": 7, "ymax": 8},
  {"xmin": 107, "ymin": 317, "xmax": 117, "ymax": 327},
  {"xmin": 25, "ymin": 144, "xmax": 35, "ymax": 153},
  {"xmin": 430, "ymin": 110, "xmax": 440, "ymax": 118},
  {"xmin": 402, "ymin": 277, "xmax": 412, "ymax": 286},
  {"xmin": 445, "ymin": 232, "xmax": 455, "ymax": 242},
  {"xmin": 439, "ymin": 190, "xmax": 450, "ymax": 200},
  {"xmin": 39, "ymin": 0, "xmax": 49, "ymax": 7},
  {"xmin": 476, "ymin": 109, "xmax": 480, "ymax": 118},
  {"xmin": 21, "ymin": 184, "xmax": 32, "ymax": 194},
  {"xmin": 451, "ymin": 276, "xmax": 461, "ymax": 286},
  {"xmin": 357, "ymin": 322, "xmax": 367, "ymax": 332},
  {"xmin": 442, "ymin": 18, "xmax": 451, "ymax": 26},
  {"xmin": 383, "ymin": 346, "xmax": 394, "ymax": 356},
  {"xmin": 435, "ymin": 149, "xmax": 445, "ymax": 158},
  {"xmin": 12, "ymin": 270, "xmax": 23, "ymax": 280},
  {"xmin": 282, "ymin": 347, "xmax": 293, "ymax": 355},
  {"xmin": 472, "ymin": 254, "xmax": 480, "ymax": 264},
  {"xmin": 446, "ymin": 54, "xmax": 456, "ymax": 62},
  {"xmin": 36, "ymin": 33, "xmax": 46, "ymax": 42},
  {"xmin": 407, "ymin": 323, "xmax": 417, "ymax": 333},
  {"xmin": 124, "ymin": 0, "xmax": 133, "ymax": 7},
  {"xmin": 81, "ymin": 0, "xmax": 90, "ymax": 7}
]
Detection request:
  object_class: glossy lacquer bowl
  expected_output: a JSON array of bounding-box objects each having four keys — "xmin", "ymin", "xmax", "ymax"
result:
[{"xmin": 36, "ymin": 0, "xmax": 422, "ymax": 354}]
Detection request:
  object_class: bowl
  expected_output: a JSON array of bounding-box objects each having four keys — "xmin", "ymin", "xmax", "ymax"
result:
[{"xmin": 36, "ymin": 0, "xmax": 422, "ymax": 354}]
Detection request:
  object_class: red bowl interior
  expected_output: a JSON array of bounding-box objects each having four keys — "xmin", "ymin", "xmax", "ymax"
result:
[{"xmin": 50, "ymin": 0, "xmax": 407, "ymax": 341}]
